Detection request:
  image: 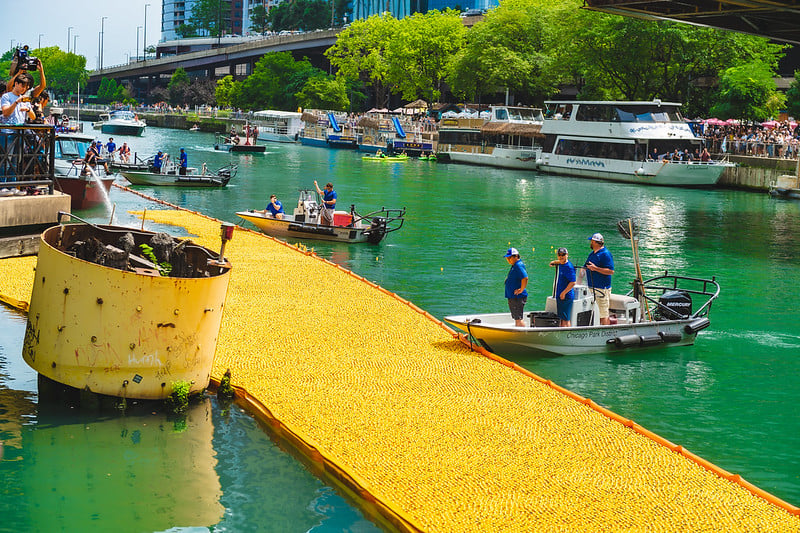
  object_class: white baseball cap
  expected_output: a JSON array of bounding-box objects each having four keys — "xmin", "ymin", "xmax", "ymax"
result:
[
  {"xmin": 503, "ymin": 247, "xmax": 520, "ymax": 258},
  {"xmin": 588, "ymin": 233, "xmax": 604, "ymax": 243}
]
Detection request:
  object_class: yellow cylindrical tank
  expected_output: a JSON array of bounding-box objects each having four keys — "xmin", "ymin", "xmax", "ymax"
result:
[{"xmin": 23, "ymin": 224, "xmax": 231, "ymax": 400}]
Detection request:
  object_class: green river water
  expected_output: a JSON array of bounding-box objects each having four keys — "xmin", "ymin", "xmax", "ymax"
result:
[{"xmin": 1, "ymin": 125, "xmax": 798, "ymax": 531}]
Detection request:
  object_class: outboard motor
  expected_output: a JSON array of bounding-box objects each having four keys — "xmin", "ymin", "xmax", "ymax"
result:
[
  {"xmin": 366, "ymin": 217, "xmax": 387, "ymax": 244},
  {"xmin": 655, "ymin": 290, "xmax": 692, "ymax": 320}
]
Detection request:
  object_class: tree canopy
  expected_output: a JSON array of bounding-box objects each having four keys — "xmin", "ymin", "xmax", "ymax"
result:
[
  {"xmin": 186, "ymin": 0, "xmax": 232, "ymax": 37},
  {"xmin": 268, "ymin": 0, "xmax": 332, "ymax": 32}
]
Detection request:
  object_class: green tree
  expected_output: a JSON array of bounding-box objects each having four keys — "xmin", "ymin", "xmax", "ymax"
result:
[
  {"xmin": 234, "ymin": 52, "xmax": 323, "ymax": 110},
  {"xmin": 96, "ymin": 77, "xmax": 125, "ymax": 103},
  {"xmin": 188, "ymin": 0, "xmax": 232, "ymax": 37},
  {"xmin": 558, "ymin": 5, "xmax": 785, "ymax": 114},
  {"xmin": 268, "ymin": 0, "xmax": 330, "ymax": 32},
  {"xmin": 250, "ymin": 4, "xmax": 270, "ymax": 34},
  {"xmin": 326, "ymin": 13, "xmax": 399, "ymax": 108},
  {"xmin": 215, "ymin": 75, "xmax": 237, "ymax": 107},
  {"xmin": 385, "ymin": 10, "xmax": 466, "ymax": 105},
  {"xmin": 447, "ymin": 0, "xmax": 558, "ymax": 103},
  {"xmin": 168, "ymin": 67, "xmax": 191, "ymax": 105},
  {"xmin": 710, "ymin": 61, "xmax": 785, "ymax": 120},
  {"xmin": 786, "ymin": 70, "xmax": 800, "ymax": 119},
  {"xmin": 296, "ymin": 75, "xmax": 349, "ymax": 110},
  {"xmin": 26, "ymin": 47, "xmax": 88, "ymax": 99}
]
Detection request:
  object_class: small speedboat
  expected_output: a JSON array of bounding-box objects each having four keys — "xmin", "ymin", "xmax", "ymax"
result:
[
  {"xmin": 95, "ymin": 110, "xmax": 146, "ymax": 136},
  {"xmin": 120, "ymin": 159, "xmax": 236, "ymax": 187},
  {"xmin": 445, "ymin": 272, "xmax": 719, "ymax": 357},
  {"xmin": 214, "ymin": 133, "xmax": 266, "ymax": 153},
  {"xmin": 236, "ymin": 189, "xmax": 405, "ymax": 244}
]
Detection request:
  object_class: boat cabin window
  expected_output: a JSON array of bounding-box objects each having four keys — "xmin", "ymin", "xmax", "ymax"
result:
[
  {"xmin": 554, "ymin": 138, "xmax": 641, "ymax": 161},
  {"xmin": 438, "ymin": 129, "xmax": 483, "ymax": 145},
  {"xmin": 544, "ymin": 104, "xmax": 573, "ymax": 120},
  {"xmin": 495, "ymin": 108, "xmax": 508, "ymax": 121}
]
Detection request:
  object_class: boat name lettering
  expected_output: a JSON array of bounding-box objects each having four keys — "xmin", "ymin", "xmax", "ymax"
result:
[
  {"xmin": 565, "ymin": 158, "xmax": 605, "ymax": 168},
  {"xmin": 627, "ymin": 125, "xmax": 687, "ymax": 135},
  {"xmin": 565, "ymin": 330, "xmax": 613, "ymax": 339}
]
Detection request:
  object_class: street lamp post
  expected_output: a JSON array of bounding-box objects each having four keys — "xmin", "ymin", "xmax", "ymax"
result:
[
  {"xmin": 144, "ymin": 4, "xmax": 150, "ymax": 59},
  {"xmin": 74, "ymin": 35, "xmax": 78, "ymax": 56},
  {"xmin": 38, "ymin": 33, "xmax": 43, "ymax": 49},
  {"xmin": 137, "ymin": 26, "xmax": 142, "ymax": 61},
  {"xmin": 100, "ymin": 16, "xmax": 107, "ymax": 70},
  {"xmin": 68, "ymin": 27, "xmax": 73, "ymax": 53}
]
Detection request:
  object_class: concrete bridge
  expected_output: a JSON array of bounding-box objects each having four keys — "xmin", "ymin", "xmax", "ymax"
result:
[{"xmin": 88, "ymin": 30, "xmax": 338, "ymax": 96}]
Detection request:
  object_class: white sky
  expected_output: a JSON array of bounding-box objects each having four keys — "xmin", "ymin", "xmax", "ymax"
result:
[{"xmin": 0, "ymin": 0, "xmax": 161, "ymax": 70}]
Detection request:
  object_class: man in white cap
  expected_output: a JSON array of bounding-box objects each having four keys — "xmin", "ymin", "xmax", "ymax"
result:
[
  {"xmin": 584, "ymin": 233, "xmax": 614, "ymax": 325},
  {"xmin": 503, "ymin": 247, "xmax": 528, "ymax": 327}
]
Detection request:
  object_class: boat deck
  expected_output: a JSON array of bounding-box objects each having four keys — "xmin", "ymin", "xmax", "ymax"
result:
[{"xmin": 0, "ymin": 194, "xmax": 798, "ymax": 531}]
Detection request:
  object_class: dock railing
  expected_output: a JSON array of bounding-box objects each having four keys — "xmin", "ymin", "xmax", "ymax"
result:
[{"xmin": 0, "ymin": 125, "xmax": 56, "ymax": 194}]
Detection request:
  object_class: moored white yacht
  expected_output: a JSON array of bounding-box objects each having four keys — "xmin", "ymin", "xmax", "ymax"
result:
[
  {"xmin": 436, "ymin": 106, "xmax": 544, "ymax": 170},
  {"xmin": 535, "ymin": 100, "xmax": 733, "ymax": 186}
]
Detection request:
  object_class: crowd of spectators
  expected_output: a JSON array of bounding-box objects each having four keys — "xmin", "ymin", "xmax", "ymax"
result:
[{"xmin": 704, "ymin": 120, "xmax": 800, "ymax": 159}]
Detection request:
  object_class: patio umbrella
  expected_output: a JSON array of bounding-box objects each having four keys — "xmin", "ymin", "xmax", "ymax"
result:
[
  {"xmin": 404, "ymin": 99, "xmax": 428, "ymax": 109},
  {"xmin": 704, "ymin": 118, "xmax": 726, "ymax": 126},
  {"xmin": 761, "ymin": 120, "xmax": 779, "ymax": 128}
]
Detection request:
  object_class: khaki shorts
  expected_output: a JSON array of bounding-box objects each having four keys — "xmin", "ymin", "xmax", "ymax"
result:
[{"xmin": 592, "ymin": 288, "xmax": 611, "ymax": 319}]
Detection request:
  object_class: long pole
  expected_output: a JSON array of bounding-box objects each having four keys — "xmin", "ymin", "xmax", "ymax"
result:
[
  {"xmin": 39, "ymin": 33, "xmax": 43, "ymax": 49},
  {"xmin": 68, "ymin": 27, "xmax": 72, "ymax": 53},
  {"xmin": 100, "ymin": 16, "xmax": 107, "ymax": 70},
  {"xmin": 136, "ymin": 26, "xmax": 141, "ymax": 61},
  {"xmin": 74, "ymin": 35, "xmax": 78, "ymax": 56},
  {"xmin": 144, "ymin": 4, "xmax": 150, "ymax": 59}
]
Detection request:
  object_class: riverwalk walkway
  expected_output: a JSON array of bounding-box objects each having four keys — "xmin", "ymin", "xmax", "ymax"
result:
[{"xmin": 1, "ymin": 192, "xmax": 798, "ymax": 531}]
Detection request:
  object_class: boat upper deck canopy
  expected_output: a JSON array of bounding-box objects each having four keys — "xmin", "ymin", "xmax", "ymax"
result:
[{"xmin": 544, "ymin": 100, "xmax": 685, "ymax": 123}]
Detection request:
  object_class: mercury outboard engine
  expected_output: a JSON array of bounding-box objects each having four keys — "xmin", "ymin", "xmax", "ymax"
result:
[
  {"xmin": 366, "ymin": 217, "xmax": 388, "ymax": 244},
  {"xmin": 655, "ymin": 290, "xmax": 692, "ymax": 320}
]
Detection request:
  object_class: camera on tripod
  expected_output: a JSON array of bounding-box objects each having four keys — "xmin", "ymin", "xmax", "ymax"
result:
[{"xmin": 12, "ymin": 45, "xmax": 39, "ymax": 73}]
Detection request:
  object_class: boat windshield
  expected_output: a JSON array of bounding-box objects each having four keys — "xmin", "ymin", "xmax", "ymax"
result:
[
  {"xmin": 110, "ymin": 111, "xmax": 136, "ymax": 120},
  {"xmin": 56, "ymin": 139, "xmax": 89, "ymax": 158},
  {"xmin": 570, "ymin": 103, "xmax": 684, "ymax": 123},
  {"xmin": 496, "ymin": 107, "xmax": 543, "ymax": 122}
]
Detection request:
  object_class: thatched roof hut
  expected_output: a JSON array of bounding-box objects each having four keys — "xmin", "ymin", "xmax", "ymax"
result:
[{"xmin": 480, "ymin": 122, "xmax": 543, "ymax": 138}]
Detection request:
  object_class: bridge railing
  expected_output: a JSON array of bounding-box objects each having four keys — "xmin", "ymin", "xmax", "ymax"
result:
[{"xmin": 0, "ymin": 125, "xmax": 56, "ymax": 193}]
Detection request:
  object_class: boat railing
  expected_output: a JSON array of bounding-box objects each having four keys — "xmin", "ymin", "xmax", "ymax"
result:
[
  {"xmin": 494, "ymin": 143, "xmax": 541, "ymax": 151},
  {"xmin": 352, "ymin": 206, "xmax": 406, "ymax": 234},
  {"xmin": 631, "ymin": 272, "xmax": 720, "ymax": 319},
  {"xmin": 0, "ymin": 125, "xmax": 57, "ymax": 194}
]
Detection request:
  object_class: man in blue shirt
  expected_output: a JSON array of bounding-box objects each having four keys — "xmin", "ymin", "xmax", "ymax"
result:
[
  {"xmin": 179, "ymin": 148, "xmax": 188, "ymax": 175},
  {"xmin": 153, "ymin": 151, "xmax": 164, "ymax": 173},
  {"xmin": 265, "ymin": 194, "xmax": 284, "ymax": 219},
  {"xmin": 584, "ymin": 233, "xmax": 614, "ymax": 325},
  {"xmin": 105, "ymin": 138, "xmax": 116, "ymax": 161},
  {"xmin": 503, "ymin": 247, "xmax": 528, "ymax": 327},
  {"xmin": 549, "ymin": 247, "xmax": 576, "ymax": 327},
  {"xmin": 313, "ymin": 180, "xmax": 337, "ymax": 226}
]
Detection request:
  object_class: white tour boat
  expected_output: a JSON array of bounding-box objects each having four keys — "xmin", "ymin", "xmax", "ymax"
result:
[
  {"xmin": 253, "ymin": 110, "xmax": 305, "ymax": 143},
  {"xmin": 436, "ymin": 106, "xmax": 544, "ymax": 170},
  {"xmin": 535, "ymin": 100, "xmax": 733, "ymax": 186}
]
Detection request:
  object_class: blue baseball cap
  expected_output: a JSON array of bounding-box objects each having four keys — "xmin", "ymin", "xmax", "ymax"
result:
[{"xmin": 503, "ymin": 247, "xmax": 519, "ymax": 258}]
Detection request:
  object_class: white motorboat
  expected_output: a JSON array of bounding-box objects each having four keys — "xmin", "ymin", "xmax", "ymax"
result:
[
  {"xmin": 535, "ymin": 100, "xmax": 734, "ymax": 186},
  {"xmin": 94, "ymin": 110, "xmax": 146, "ymax": 136},
  {"xmin": 253, "ymin": 110, "xmax": 305, "ymax": 143},
  {"xmin": 236, "ymin": 189, "xmax": 405, "ymax": 244},
  {"xmin": 436, "ymin": 106, "xmax": 544, "ymax": 170},
  {"xmin": 445, "ymin": 272, "xmax": 719, "ymax": 357},
  {"xmin": 120, "ymin": 158, "xmax": 236, "ymax": 187}
]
